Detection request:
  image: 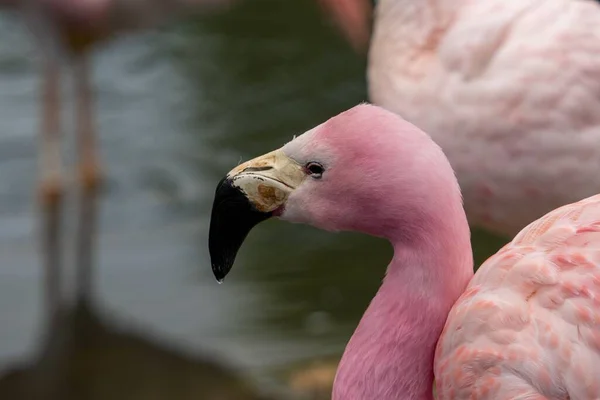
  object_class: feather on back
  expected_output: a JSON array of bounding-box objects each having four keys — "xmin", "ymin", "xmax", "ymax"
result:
[{"xmin": 435, "ymin": 194, "xmax": 600, "ymax": 399}]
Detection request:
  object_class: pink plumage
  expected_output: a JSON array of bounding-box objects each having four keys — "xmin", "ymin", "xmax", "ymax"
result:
[
  {"xmin": 208, "ymin": 103, "xmax": 600, "ymax": 399},
  {"xmin": 436, "ymin": 194, "xmax": 600, "ymax": 399},
  {"xmin": 338, "ymin": 0, "xmax": 600, "ymax": 237}
]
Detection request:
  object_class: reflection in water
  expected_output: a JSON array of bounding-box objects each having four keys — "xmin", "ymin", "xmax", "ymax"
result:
[{"xmin": 0, "ymin": 303, "xmax": 276, "ymax": 400}]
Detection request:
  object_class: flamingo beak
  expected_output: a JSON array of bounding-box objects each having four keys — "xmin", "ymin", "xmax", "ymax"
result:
[
  {"xmin": 316, "ymin": 0, "xmax": 374, "ymax": 53},
  {"xmin": 208, "ymin": 149, "xmax": 305, "ymax": 282}
]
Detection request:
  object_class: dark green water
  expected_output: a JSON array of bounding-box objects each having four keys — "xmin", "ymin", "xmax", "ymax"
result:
[{"xmin": 0, "ymin": 1, "xmax": 508, "ymax": 396}]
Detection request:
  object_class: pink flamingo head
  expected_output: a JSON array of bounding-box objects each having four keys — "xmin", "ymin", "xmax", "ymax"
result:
[
  {"xmin": 278, "ymin": 104, "xmax": 460, "ymax": 240},
  {"xmin": 209, "ymin": 103, "xmax": 473, "ymax": 399},
  {"xmin": 209, "ymin": 102, "xmax": 469, "ymax": 282}
]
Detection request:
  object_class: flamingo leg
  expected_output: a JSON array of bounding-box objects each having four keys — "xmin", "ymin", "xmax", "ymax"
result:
[
  {"xmin": 73, "ymin": 52, "xmax": 101, "ymax": 306},
  {"xmin": 21, "ymin": 0, "xmax": 66, "ymax": 333},
  {"xmin": 39, "ymin": 54, "xmax": 64, "ymax": 331}
]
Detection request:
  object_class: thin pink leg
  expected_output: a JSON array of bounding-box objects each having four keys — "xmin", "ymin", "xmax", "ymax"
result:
[
  {"xmin": 31, "ymin": 52, "xmax": 69, "ymax": 400},
  {"xmin": 73, "ymin": 52, "xmax": 101, "ymax": 306},
  {"xmin": 24, "ymin": 4, "xmax": 71, "ymax": 398},
  {"xmin": 22, "ymin": 0, "xmax": 65, "ymax": 335},
  {"xmin": 38, "ymin": 54, "xmax": 63, "ymax": 330}
]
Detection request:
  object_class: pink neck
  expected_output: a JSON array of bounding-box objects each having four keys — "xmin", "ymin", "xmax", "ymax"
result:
[{"xmin": 332, "ymin": 208, "xmax": 472, "ymax": 399}]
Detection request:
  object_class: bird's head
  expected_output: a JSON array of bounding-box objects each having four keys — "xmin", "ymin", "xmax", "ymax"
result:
[{"xmin": 208, "ymin": 103, "xmax": 466, "ymax": 281}]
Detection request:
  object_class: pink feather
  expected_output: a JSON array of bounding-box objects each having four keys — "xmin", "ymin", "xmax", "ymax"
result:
[
  {"xmin": 366, "ymin": 0, "xmax": 600, "ymax": 237},
  {"xmin": 256, "ymin": 104, "xmax": 600, "ymax": 399}
]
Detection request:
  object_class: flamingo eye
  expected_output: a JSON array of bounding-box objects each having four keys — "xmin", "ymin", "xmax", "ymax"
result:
[{"xmin": 305, "ymin": 162, "xmax": 324, "ymax": 179}]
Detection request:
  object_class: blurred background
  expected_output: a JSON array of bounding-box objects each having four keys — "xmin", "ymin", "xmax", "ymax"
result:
[{"xmin": 0, "ymin": 0, "xmax": 394, "ymax": 398}]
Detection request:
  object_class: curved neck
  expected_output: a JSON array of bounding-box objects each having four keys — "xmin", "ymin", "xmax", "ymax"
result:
[{"xmin": 333, "ymin": 198, "xmax": 472, "ymax": 400}]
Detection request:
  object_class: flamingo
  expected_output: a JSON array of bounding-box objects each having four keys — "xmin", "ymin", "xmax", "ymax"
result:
[
  {"xmin": 0, "ymin": 0, "xmax": 371, "ymax": 341},
  {"xmin": 330, "ymin": 0, "xmax": 600, "ymax": 243},
  {"xmin": 208, "ymin": 104, "xmax": 600, "ymax": 399}
]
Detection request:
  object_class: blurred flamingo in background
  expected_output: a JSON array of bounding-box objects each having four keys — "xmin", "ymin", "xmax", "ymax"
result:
[
  {"xmin": 330, "ymin": 0, "xmax": 600, "ymax": 246},
  {"xmin": 0, "ymin": 0, "xmax": 242, "ymax": 342},
  {"xmin": 0, "ymin": 0, "xmax": 372, "ymax": 340}
]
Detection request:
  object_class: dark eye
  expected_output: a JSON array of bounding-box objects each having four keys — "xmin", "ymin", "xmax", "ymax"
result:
[{"xmin": 305, "ymin": 162, "xmax": 324, "ymax": 178}]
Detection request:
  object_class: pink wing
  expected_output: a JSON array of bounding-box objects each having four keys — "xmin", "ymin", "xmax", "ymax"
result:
[
  {"xmin": 369, "ymin": 0, "xmax": 600, "ymax": 236},
  {"xmin": 435, "ymin": 194, "xmax": 600, "ymax": 399}
]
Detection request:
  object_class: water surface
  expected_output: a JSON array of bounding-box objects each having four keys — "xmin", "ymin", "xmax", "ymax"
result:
[{"xmin": 0, "ymin": 0, "xmax": 388, "ymax": 388}]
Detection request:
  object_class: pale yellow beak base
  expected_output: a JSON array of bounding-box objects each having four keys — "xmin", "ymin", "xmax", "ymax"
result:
[
  {"xmin": 209, "ymin": 149, "xmax": 306, "ymax": 282},
  {"xmin": 227, "ymin": 149, "xmax": 306, "ymax": 213}
]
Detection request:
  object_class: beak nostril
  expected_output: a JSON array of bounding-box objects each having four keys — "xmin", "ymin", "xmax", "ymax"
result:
[{"xmin": 243, "ymin": 166, "xmax": 274, "ymax": 172}]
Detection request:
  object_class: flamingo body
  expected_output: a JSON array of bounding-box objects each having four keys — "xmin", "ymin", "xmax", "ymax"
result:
[
  {"xmin": 368, "ymin": 0, "xmax": 600, "ymax": 236},
  {"xmin": 208, "ymin": 104, "xmax": 600, "ymax": 399},
  {"xmin": 436, "ymin": 193, "xmax": 600, "ymax": 399}
]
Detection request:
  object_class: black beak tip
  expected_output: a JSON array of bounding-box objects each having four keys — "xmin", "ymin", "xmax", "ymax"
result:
[
  {"xmin": 208, "ymin": 176, "xmax": 274, "ymax": 285},
  {"xmin": 212, "ymin": 264, "xmax": 227, "ymax": 283}
]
